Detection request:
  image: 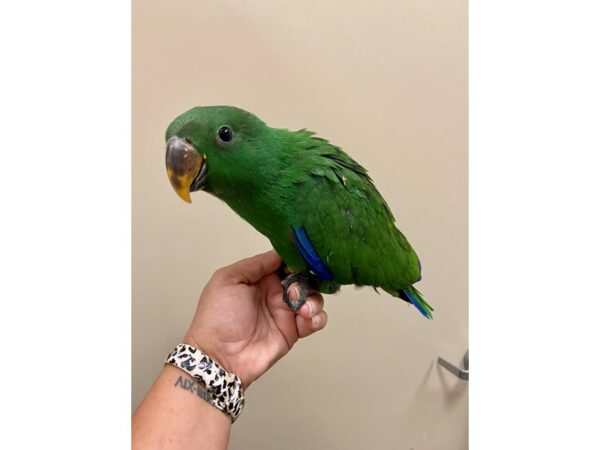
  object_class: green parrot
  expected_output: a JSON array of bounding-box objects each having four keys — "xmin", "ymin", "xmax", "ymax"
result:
[{"xmin": 165, "ymin": 106, "xmax": 433, "ymax": 319}]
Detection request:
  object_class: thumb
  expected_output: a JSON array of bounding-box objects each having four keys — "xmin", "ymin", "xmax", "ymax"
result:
[{"xmin": 221, "ymin": 250, "xmax": 282, "ymax": 285}]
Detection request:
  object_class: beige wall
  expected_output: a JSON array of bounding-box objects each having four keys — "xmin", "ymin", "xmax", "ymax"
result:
[{"xmin": 133, "ymin": 0, "xmax": 468, "ymax": 449}]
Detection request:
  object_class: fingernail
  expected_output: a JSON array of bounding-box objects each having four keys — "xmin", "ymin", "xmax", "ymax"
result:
[{"xmin": 293, "ymin": 286, "xmax": 300, "ymax": 301}]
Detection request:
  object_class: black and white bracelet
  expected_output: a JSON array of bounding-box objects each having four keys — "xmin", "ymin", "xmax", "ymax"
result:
[{"xmin": 165, "ymin": 343, "xmax": 245, "ymax": 422}]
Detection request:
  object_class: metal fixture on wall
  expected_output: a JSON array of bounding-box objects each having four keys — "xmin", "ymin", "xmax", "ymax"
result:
[{"xmin": 438, "ymin": 350, "xmax": 469, "ymax": 380}]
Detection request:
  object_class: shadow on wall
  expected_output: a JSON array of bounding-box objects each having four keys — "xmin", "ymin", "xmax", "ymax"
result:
[{"xmin": 396, "ymin": 359, "xmax": 469, "ymax": 448}]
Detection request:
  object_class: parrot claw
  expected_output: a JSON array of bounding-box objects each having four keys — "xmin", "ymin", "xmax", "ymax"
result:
[
  {"xmin": 281, "ymin": 271, "xmax": 317, "ymax": 312},
  {"xmin": 276, "ymin": 261, "xmax": 289, "ymax": 281}
]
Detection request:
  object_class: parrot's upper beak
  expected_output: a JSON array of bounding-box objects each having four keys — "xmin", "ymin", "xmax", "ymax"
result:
[{"xmin": 165, "ymin": 136, "xmax": 207, "ymax": 203}]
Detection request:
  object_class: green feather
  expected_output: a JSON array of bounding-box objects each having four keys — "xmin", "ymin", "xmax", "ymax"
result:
[{"xmin": 166, "ymin": 105, "xmax": 432, "ymax": 318}]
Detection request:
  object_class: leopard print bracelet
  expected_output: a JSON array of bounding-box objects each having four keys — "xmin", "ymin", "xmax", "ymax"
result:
[{"xmin": 165, "ymin": 343, "xmax": 245, "ymax": 422}]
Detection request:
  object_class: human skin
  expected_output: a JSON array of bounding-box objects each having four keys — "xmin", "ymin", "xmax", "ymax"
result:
[{"xmin": 132, "ymin": 250, "xmax": 327, "ymax": 449}]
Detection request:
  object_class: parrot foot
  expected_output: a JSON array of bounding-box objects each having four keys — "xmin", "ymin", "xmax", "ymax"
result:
[
  {"xmin": 281, "ymin": 271, "xmax": 318, "ymax": 312},
  {"xmin": 276, "ymin": 261, "xmax": 289, "ymax": 281}
]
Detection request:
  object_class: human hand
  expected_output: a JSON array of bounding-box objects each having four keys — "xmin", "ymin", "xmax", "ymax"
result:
[{"xmin": 183, "ymin": 250, "xmax": 328, "ymax": 389}]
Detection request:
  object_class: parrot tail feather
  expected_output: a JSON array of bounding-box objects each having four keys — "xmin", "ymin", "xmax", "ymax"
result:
[{"xmin": 399, "ymin": 286, "xmax": 433, "ymax": 320}]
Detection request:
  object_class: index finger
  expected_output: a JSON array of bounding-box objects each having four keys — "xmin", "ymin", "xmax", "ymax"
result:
[{"xmin": 220, "ymin": 250, "xmax": 282, "ymax": 285}]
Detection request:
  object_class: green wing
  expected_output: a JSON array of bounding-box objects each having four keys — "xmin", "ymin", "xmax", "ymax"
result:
[{"xmin": 289, "ymin": 132, "xmax": 421, "ymax": 291}]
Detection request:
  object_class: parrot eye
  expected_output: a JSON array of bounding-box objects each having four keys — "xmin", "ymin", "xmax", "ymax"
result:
[{"xmin": 217, "ymin": 126, "xmax": 233, "ymax": 143}]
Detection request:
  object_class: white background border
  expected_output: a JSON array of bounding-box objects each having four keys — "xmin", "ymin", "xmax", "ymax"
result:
[
  {"xmin": 1, "ymin": 1, "xmax": 131, "ymax": 448},
  {"xmin": 470, "ymin": 1, "xmax": 599, "ymax": 448},
  {"xmin": 1, "ymin": 0, "xmax": 599, "ymax": 448}
]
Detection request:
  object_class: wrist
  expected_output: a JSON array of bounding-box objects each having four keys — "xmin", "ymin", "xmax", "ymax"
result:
[
  {"xmin": 161, "ymin": 365, "xmax": 231, "ymax": 421},
  {"xmin": 182, "ymin": 336, "xmax": 259, "ymax": 390},
  {"xmin": 133, "ymin": 365, "xmax": 231, "ymax": 449},
  {"xmin": 182, "ymin": 334, "xmax": 267, "ymax": 390},
  {"xmin": 165, "ymin": 343, "xmax": 245, "ymax": 422},
  {"xmin": 182, "ymin": 334, "xmax": 232, "ymax": 374}
]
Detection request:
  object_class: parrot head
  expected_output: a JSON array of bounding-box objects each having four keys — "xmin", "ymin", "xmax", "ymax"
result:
[{"xmin": 165, "ymin": 105, "xmax": 269, "ymax": 203}]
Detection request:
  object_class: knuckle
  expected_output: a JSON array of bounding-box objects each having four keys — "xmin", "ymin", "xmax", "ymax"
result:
[
  {"xmin": 311, "ymin": 311, "xmax": 327, "ymax": 329},
  {"xmin": 313, "ymin": 293, "xmax": 325, "ymax": 305},
  {"xmin": 319, "ymin": 311, "xmax": 328, "ymax": 327},
  {"xmin": 212, "ymin": 267, "xmax": 228, "ymax": 280},
  {"xmin": 307, "ymin": 297, "xmax": 323, "ymax": 315}
]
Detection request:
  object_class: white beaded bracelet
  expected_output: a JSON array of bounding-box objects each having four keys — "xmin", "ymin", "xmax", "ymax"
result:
[{"xmin": 165, "ymin": 343, "xmax": 245, "ymax": 422}]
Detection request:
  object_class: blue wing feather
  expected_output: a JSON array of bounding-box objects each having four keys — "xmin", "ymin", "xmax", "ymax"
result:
[{"xmin": 291, "ymin": 226, "xmax": 334, "ymax": 281}]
